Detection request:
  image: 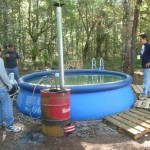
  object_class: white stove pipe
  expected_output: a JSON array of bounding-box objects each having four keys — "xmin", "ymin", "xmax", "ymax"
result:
[{"xmin": 54, "ymin": 2, "xmax": 65, "ymax": 89}]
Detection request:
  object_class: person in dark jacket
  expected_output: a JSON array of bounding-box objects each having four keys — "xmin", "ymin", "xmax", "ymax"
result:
[
  {"xmin": 2, "ymin": 44, "xmax": 20, "ymax": 82},
  {"xmin": 139, "ymin": 33, "xmax": 150, "ymax": 100}
]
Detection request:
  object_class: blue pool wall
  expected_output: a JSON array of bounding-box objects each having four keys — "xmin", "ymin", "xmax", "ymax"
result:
[{"xmin": 16, "ymin": 69, "xmax": 135, "ymax": 120}]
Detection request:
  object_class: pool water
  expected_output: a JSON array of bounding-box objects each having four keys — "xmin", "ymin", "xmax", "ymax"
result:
[{"xmin": 26, "ymin": 73, "xmax": 124, "ymax": 85}]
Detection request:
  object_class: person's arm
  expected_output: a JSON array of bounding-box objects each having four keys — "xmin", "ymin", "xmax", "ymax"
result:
[
  {"xmin": 16, "ymin": 52, "xmax": 20, "ymax": 68},
  {"xmin": 17, "ymin": 59, "xmax": 20, "ymax": 68},
  {"xmin": 144, "ymin": 44, "xmax": 150, "ymax": 67},
  {"xmin": 1, "ymin": 50, "xmax": 8, "ymax": 58},
  {"xmin": 0, "ymin": 58, "xmax": 12, "ymax": 90}
]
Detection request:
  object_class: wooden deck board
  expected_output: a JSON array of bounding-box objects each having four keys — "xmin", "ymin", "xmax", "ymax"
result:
[
  {"xmin": 131, "ymin": 84, "xmax": 141, "ymax": 94},
  {"xmin": 124, "ymin": 111, "xmax": 150, "ymax": 125},
  {"xmin": 136, "ymin": 85, "xmax": 143, "ymax": 93},
  {"xmin": 129, "ymin": 109, "xmax": 150, "ymax": 120},
  {"xmin": 112, "ymin": 114, "xmax": 146, "ymax": 132},
  {"xmin": 103, "ymin": 108, "xmax": 150, "ymax": 139},
  {"xmin": 119, "ymin": 113, "xmax": 150, "ymax": 129},
  {"xmin": 104, "ymin": 116, "xmax": 140, "ymax": 135},
  {"xmin": 135, "ymin": 108, "xmax": 150, "ymax": 115}
]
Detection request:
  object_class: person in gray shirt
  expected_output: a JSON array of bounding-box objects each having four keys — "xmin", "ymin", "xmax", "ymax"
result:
[{"xmin": 0, "ymin": 57, "xmax": 21, "ymax": 132}]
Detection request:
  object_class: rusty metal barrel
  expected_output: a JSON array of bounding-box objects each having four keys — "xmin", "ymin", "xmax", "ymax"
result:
[{"xmin": 40, "ymin": 88, "xmax": 70, "ymax": 136}]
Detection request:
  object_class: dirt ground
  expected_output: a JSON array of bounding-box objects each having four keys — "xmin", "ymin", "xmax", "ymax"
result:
[
  {"xmin": 0, "ymin": 113, "xmax": 150, "ymax": 150},
  {"xmin": 0, "ymin": 70, "xmax": 150, "ymax": 150}
]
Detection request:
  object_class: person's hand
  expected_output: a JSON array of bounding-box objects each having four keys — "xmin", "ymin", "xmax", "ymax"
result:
[
  {"xmin": 5, "ymin": 54, "xmax": 10, "ymax": 58},
  {"xmin": 134, "ymin": 71, "xmax": 143, "ymax": 76},
  {"xmin": 145, "ymin": 62, "xmax": 150, "ymax": 67}
]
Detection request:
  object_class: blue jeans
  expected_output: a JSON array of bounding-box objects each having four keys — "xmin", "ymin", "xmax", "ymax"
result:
[
  {"xmin": 142, "ymin": 68, "xmax": 150, "ymax": 96},
  {"xmin": 6, "ymin": 67, "xmax": 20, "ymax": 82},
  {"xmin": 0, "ymin": 88, "xmax": 14, "ymax": 128}
]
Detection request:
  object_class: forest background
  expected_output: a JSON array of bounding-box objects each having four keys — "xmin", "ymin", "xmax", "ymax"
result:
[{"xmin": 0, "ymin": 0, "xmax": 148, "ymax": 74}]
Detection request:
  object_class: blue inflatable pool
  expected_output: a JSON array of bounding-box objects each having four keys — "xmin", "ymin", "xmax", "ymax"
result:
[{"xmin": 16, "ymin": 69, "xmax": 135, "ymax": 120}]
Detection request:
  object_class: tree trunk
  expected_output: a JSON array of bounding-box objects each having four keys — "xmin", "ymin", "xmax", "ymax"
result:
[
  {"xmin": 2, "ymin": 0, "xmax": 9, "ymax": 46},
  {"xmin": 130, "ymin": 0, "xmax": 142, "ymax": 74},
  {"xmin": 122, "ymin": 0, "xmax": 131, "ymax": 73}
]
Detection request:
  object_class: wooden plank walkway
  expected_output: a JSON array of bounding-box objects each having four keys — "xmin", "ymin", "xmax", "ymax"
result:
[
  {"xmin": 103, "ymin": 108, "xmax": 150, "ymax": 139},
  {"xmin": 131, "ymin": 84, "xmax": 143, "ymax": 97},
  {"xmin": 103, "ymin": 84, "xmax": 150, "ymax": 139},
  {"xmin": 131, "ymin": 84, "xmax": 150, "ymax": 108}
]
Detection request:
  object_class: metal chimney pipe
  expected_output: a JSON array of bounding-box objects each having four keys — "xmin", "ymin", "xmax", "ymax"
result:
[{"xmin": 54, "ymin": 2, "xmax": 65, "ymax": 89}]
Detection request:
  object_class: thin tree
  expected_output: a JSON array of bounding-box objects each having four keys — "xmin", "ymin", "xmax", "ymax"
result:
[
  {"xmin": 122, "ymin": 0, "xmax": 131, "ymax": 73},
  {"xmin": 130, "ymin": 0, "xmax": 142, "ymax": 74}
]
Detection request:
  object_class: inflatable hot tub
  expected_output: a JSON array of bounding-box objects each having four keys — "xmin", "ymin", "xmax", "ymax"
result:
[{"xmin": 16, "ymin": 69, "xmax": 135, "ymax": 120}]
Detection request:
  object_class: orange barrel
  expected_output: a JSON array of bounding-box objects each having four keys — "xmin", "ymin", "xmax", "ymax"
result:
[{"xmin": 40, "ymin": 88, "xmax": 71, "ymax": 136}]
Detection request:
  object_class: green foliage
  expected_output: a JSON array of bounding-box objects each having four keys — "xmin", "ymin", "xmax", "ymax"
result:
[
  {"xmin": 0, "ymin": 0, "xmax": 147, "ymax": 71},
  {"xmin": 31, "ymin": 47, "xmax": 38, "ymax": 61},
  {"xmin": 51, "ymin": 59, "xmax": 59, "ymax": 70},
  {"xmin": 134, "ymin": 59, "xmax": 141, "ymax": 69}
]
